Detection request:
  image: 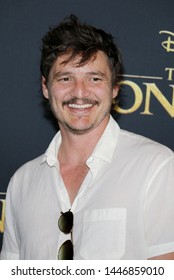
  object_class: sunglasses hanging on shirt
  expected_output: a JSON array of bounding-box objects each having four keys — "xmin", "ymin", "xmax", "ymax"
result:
[{"xmin": 58, "ymin": 210, "xmax": 74, "ymax": 260}]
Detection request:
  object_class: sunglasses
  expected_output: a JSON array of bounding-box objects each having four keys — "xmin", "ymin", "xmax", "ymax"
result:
[{"xmin": 58, "ymin": 210, "xmax": 74, "ymax": 260}]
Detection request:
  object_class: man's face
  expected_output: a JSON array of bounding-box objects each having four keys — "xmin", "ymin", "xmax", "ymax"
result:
[{"xmin": 42, "ymin": 51, "xmax": 118, "ymax": 135}]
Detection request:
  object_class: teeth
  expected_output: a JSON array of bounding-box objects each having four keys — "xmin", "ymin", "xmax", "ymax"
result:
[{"xmin": 68, "ymin": 104, "xmax": 93, "ymax": 109}]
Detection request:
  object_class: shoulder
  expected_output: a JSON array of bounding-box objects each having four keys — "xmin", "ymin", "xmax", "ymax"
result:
[
  {"xmin": 8, "ymin": 154, "xmax": 45, "ymax": 191},
  {"xmin": 14, "ymin": 154, "xmax": 44, "ymax": 177},
  {"xmin": 109, "ymin": 117, "xmax": 173, "ymax": 160},
  {"xmin": 4, "ymin": 154, "xmax": 45, "ymax": 208},
  {"xmin": 118, "ymin": 129, "xmax": 173, "ymax": 164}
]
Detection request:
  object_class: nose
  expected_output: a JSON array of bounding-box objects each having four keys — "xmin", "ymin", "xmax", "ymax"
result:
[{"xmin": 71, "ymin": 79, "xmax": 87, "ymax": 98}]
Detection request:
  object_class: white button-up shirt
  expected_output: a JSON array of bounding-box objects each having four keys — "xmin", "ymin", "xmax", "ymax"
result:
[{"xmin": 1, "ymin": 116, "xmax": 174, "ymax": 259}]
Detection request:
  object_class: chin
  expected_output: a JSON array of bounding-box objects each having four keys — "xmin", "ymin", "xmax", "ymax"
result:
[{"xmin": 66, "ymin": 123, "xmax": 95, "ymax": 135}]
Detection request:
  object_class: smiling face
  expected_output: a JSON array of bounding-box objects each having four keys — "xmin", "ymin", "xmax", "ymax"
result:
[{"xmin": 42, "ymin": 51, "xmax": 118, "ymax": 135}]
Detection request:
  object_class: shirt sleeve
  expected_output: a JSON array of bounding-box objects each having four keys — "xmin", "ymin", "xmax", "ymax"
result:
[
  {"xmin": 144, "ymin": 156, "xmax": 174, "ymax": 259},
  {"xmin": 0, "ymin": 178, "xmax": 19, "ymax": 260}
]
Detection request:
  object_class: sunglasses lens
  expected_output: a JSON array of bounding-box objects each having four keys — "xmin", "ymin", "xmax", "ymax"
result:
[
  {"xmin": 58, "ymin": 240, "xmax": 73, "ymax": 260},
  {"xmin": 58, "ymin": 211, "xmax": 73, "ymax": 234}
]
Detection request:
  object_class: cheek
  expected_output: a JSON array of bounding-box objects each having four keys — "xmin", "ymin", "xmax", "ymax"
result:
[
  {"xmin": 100, "ymin": 88, "xmax": 114, "ymax": 102},
  {"xmin": 47, "ymin": 87, "xmax": 61, "ymax": 102},
  {"xmin": 91, "ymin": 86, "xmax": 110, "ymax": 98},
  {"xmin": 50, "ymin": 84, "xmax": 70, "ymax": 101}
]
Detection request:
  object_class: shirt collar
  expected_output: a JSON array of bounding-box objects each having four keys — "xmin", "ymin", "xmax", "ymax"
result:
[
  {"xmin": 89, "ymin": 115, "xmax": 120, "ymax": 162},
  {"xmin": 42, "ymin": 115, "xmax": 120, "ymax": 166},
  {"xmin": 41, "ymin": 131, "xmax": 62, "ymax": 166}
]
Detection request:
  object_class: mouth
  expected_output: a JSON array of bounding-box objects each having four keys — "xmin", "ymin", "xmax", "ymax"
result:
[
  {"xmin": 68, "ymin": 103, "xmax": 93, "ymax": 109},
  {"xmin": 63, "ymin": 98, "xmax": 99, "ymax": 111}
]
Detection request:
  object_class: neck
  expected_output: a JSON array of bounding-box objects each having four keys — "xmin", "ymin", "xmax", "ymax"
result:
[{"xmin": 58, "ymin": 117, "xmax": 110, "ymax": 165}]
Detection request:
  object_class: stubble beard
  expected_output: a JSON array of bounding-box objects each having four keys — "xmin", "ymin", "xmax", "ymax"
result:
[
  {"xmin": 49, "ymin": 97, "xmax": 111, "ymax": 135},
  {"xmin": 60, "ymin": 110, "xmax": 109, "ymax": 135}
]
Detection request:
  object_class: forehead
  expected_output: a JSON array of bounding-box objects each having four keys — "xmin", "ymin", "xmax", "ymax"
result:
[{"xmin": 52, "ymin": 51, "xmax": 111, "ymax": 71}]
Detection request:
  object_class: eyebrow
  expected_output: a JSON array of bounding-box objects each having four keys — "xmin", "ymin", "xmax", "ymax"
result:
[
  {"xmin": 86, "ymin": 71, "xmax": 105, "ymax": 77},
  {"xmin": 53, "ymin": 72, "xmax": 72, "ymax": 79},
  {"xmin": 53, "ymin": 70, "xmax": 106, "ymax": 78}
]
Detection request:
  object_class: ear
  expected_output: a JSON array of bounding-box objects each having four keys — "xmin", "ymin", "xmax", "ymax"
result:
[
  {"xmin": 42, "ymin": 76, "xmax": 49, "ymax": 99},
  {"xmin": 112, "ymin": 85, "xmax": 119, "ymax": 99}
]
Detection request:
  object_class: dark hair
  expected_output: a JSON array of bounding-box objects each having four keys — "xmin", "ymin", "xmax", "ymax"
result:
[{"xmin": 40, "ymin": 15, "xmax": 122, "ymax": 86}]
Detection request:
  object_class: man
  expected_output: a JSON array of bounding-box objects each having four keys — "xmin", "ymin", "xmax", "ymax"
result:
[{"xmin": 1, "ymin": 15, "xmax": 174, "ymax": 260}]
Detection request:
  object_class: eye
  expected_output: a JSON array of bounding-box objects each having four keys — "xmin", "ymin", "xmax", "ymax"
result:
[
  {"xmin": 90, "ymin": 77, "xmax": 102, "ymax": 82},
  {"xmin": 56, "ymin": 76, "xmax": 72, "ymax": 83},
  {"xmin": 64, "ymin": 77, "xmax": 71, "ymax": 81},
  {"xmin": 59, "ymin": 77, "xmax": 70, "ymax": 82},
  {"xmin": 93, "ymin": 77, "xmax": 101, "ymax": 81}
]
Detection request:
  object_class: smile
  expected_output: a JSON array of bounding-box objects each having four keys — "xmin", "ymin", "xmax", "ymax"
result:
[
  {"xmin": 68, "ymin": 104, "xmax": 93, "ymax": 109},
  {"xmin": 63, "ymin": 98, "xmax": 99, "ymax": 110}
]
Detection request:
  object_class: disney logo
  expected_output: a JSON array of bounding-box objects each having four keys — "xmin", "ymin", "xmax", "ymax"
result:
[{"xmin": 159, "ymin": 30, "xmax": 174, "ymax": 52}]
